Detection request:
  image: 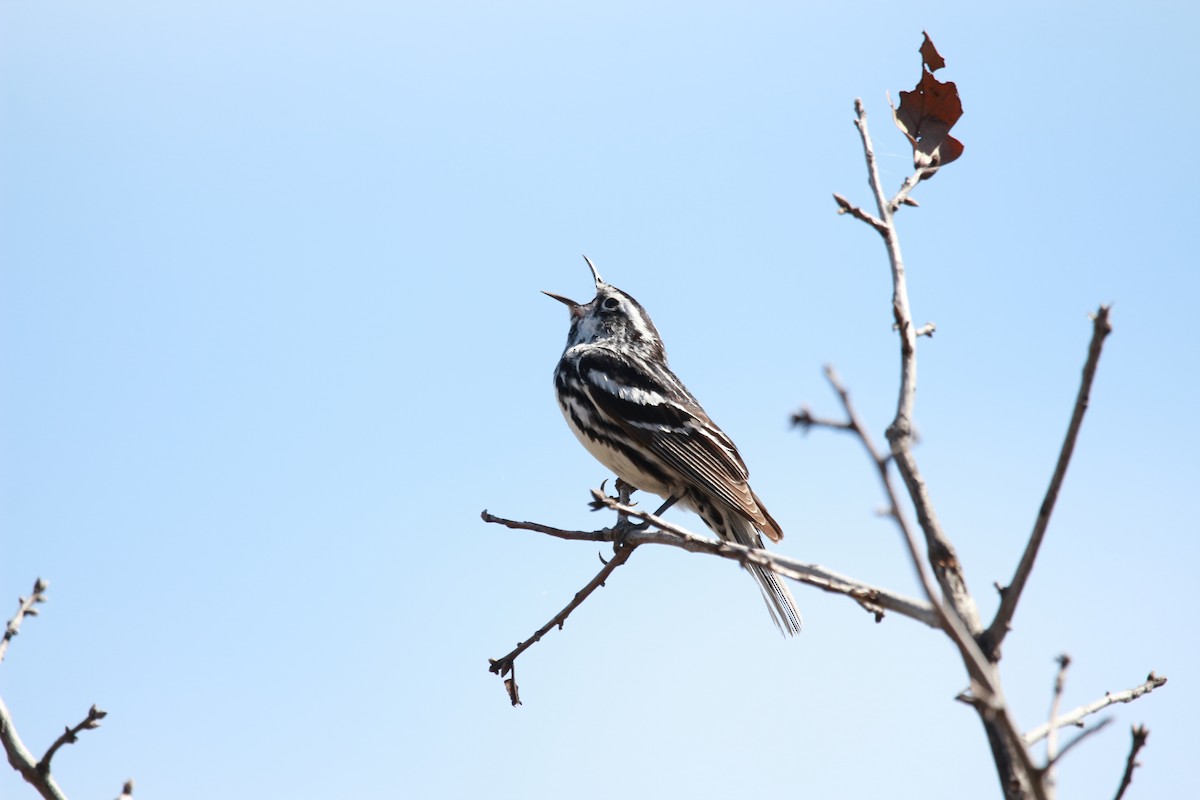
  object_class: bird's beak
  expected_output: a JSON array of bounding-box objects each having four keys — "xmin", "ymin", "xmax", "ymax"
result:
[{"xmin": 542, "ymin": 291, "xmax": 584, "ymax": 318}]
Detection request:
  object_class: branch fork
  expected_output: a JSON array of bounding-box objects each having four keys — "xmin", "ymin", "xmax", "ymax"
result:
[{"xmin": 2, "ymin": 578, "xmax": 132, "ymax": 800}]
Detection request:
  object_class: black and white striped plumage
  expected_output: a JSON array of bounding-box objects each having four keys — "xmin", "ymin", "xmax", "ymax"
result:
[{"xmin": 545, "ymin": 257, "xmax": 802, "ymax": 635}]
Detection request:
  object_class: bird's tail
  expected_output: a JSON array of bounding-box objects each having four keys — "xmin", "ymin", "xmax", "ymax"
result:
[{"xmin": 723, "ymin": 513, "xmax": 803, "ymax": 636}]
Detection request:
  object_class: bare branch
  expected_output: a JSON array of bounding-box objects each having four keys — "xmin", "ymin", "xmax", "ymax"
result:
[
  {"xmin": 832, "ymin": 192, "xmax": 887, "ymax": 234},
  {"xmin": 1023, "ymin": 672, "xmax": 1167, "ymax": 745},
  {"xmin": 1043, "ymin": 654, "xmax": 1071, "ymax": 798},
  {"xmin": 488, "ymin": 537, "xmax": 636, "ymax": 705},
  {"xmin": 790, "ymin": 405, "xmax": 854, "ymax": 434},
  {"xmin": 803, "ymin": 365, "xmax": 1002, "ymax": 718},
  {"xmin": 484, "ymin": 502, "xmax": 940, "ymax": 629},
  {"xmin": 38, "ymin": 704, "xmax": 108, "ymax": 776},
  {"xmin": 1, "ymin": 578, "xmax": 48, "ymax": 664},
  {"xmin": 843, "ymin": 99, "xmax": 983, "ymax": 637},
  {"xmin": 1, "ymin": 696, "xmax": 68, "ymax": 800},
  {"xmin": 983, "ymin": 305, "xmax": 1114, "ymax": 658},
  {"xmin": 889, "ymin": 165, "xmax": 938, "ymax": 213},
  {"xmin": 839, "ymin": 97, "xmax": 1046, "ymax": 800},
  {"xmin": 1112, "ymin": 725, "xmax": 1149, "ymax": 800},
  {"xmin": 486, "ymin": 483, "xmax": 645, "ymax": 706},
  {"xmin": 1047, "ymin": 717, "xmax": 1113, "ymax": 770},
  {"xmin": 3, "ymin": 580, "xmax": 130, "ymax": 798},
  {"xmin": 1, "ymin": 578, "xmax": 72, "ymax": 800}
]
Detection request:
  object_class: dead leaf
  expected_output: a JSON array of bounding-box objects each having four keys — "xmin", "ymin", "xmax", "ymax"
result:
[
  {"xmin": 892, "ymin": 33, "xmax": 964, "ymax": 175},
  {"xmin": 920, "ymin": 31, "xmax": 946, "ymax": 72}
]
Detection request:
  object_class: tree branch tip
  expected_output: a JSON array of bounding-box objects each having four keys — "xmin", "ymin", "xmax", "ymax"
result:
[{"xmin": 1089, "ymin": 304, "xmax": 1114, "ymax": 331}]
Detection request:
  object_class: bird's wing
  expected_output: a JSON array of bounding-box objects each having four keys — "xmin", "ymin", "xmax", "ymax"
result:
[{"xmin": 575, "ymin": 349, "xmax": 780, "ymax": 539}]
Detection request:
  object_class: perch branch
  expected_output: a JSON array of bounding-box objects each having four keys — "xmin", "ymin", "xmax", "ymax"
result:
[
  {"xmin": 1112, "ymin": 725, "xmax": 1149, "ymax": 800},
  {"xmin": 483, "ymin": 503, "xmax": 939, "ymax": 629},
  {"xmin": 1023, "ymin": 672, "xmax": 1166, "ymax": 745},
  {"xmin": 982, "ymin": 306, "xmax": 1114, "ymax": 659}
]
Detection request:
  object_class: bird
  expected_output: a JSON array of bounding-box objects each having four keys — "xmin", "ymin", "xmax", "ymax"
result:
[{"xmin": 544, "ymin": 256, "xmax": 802, "ymax": 635}]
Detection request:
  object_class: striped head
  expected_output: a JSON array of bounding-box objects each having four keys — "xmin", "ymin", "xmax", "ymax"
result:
[{"xmin": 544, "ymin": 256, "xmax": 666, "ymax": 362}]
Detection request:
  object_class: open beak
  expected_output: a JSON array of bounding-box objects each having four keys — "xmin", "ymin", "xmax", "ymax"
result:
[
  {"xmin": 542, "ymin": 290, "xmax": 577, "ymax": 307},
  {"xmin": 544, "ymin": 292, "xmax": 585, "ymax": 321}
]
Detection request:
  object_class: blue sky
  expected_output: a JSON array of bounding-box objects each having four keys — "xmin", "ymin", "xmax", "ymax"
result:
[{"xmin": 2, "ymin": 2, "xmax": 1196, "ymax": 798}]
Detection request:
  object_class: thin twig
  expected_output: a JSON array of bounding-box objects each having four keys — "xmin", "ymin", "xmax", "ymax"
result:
[
  {"xmin": 889, "ymin": 166, "xmax": 937, "ymax": 213},
  {"xmin": 487, "ymin": 531, "xmax": 638, "ymax": 705},
  {"xmin": 1112, "ymin": 725, "xmax": 1149, "ymax": 800},
  {"xmin": 1023, "ymin": 672, "xmax": 1167, "ymax": 745},
  {"xmin": 1, "ymin": 578, "xmax": 48, "ymax": 664},
  {"xmin": 1047, "ymin": 717, "xmax": 1113, "ymax": 770},
  {"xmin": 790, "ymin": 406, "xmax": 854, "ymax": 434},
  {"xmin": 38, "ymin": 704, "xmax": 107, "ymax": 775},
  {"xmin": 1044, "ymin": 655, "xmax": 1071, "ymax": 799},
  {"xmin": 983, "ymin": 306, "xmax": 1114, "ymax": 659},
  {"xmin": 832, "ymin": 193, "xmax": 887, "ymax": 234}
]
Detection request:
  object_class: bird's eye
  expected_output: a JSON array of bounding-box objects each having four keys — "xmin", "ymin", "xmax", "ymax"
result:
[{"xmin": 602, "ymin": 296, "xmax": 620, "ymax": 311}]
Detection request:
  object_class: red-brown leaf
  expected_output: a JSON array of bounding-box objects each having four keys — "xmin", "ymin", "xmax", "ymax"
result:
[
  {"xmin": 892, "ymin": 34, "xmax": 964, "ymax": 173},
  {"xmin": 920, "ymin": 31, "xmax": 946, "ymax": 72}
]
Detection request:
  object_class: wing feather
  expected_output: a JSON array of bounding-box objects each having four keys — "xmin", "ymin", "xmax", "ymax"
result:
[{"xmin": 576, "ymin": 349, "xmax": 779, "ymax": 538}]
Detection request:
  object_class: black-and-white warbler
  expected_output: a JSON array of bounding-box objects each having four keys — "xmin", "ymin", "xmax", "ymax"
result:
[{"xmin": 545, "ymin": 257, "xmax": 802, "ymax": 635}]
